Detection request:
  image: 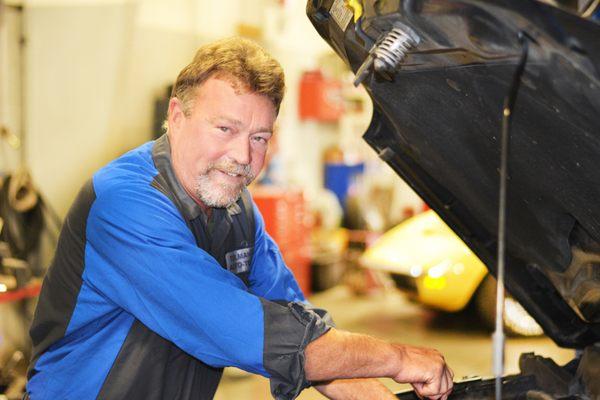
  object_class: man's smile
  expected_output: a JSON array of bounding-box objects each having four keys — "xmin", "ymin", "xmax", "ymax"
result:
[{"xmin": 212, "ymin": 168, "xmax": 246, "ymax": 181}]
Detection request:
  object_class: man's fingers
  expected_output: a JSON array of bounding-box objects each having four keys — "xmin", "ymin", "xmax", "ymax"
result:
[
  {"xmin": 413, "ymin": 382, "xmax": 442, "ymax": 400},
  {"xmin": 440, "ymin": 388, "xmax": 453, "ymax": 400},
  {"xmin": 435, "ymin": 364, "xmax": 453, "ymax": 397},
  {"xmin": 413, "ymin": 368, "xmax": 453, "ymax": 400},
  {"xmin": 444, "ymin": 367, "xmax": 454, "ymax": 391},
  {"xmin": 413, "ymin": 383, "xmax": 445, "ymax": 399},
  {"xmin": 439, "ymin": 373, "xmax": 454, "ymax": 400},
  {"xmin": 399, "ymin": 345, "xmax": 454, "ymax": 400},
  {"xmin": 412, "ymin": 382, "xmax": 425, "ymax": 399}
]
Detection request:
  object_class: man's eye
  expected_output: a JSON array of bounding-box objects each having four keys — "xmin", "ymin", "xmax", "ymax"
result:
[
  {"xmin": 218, "ymin": 126, "xmax": 230, "ymax": 133},
  {"xmin": 252, "ymin": 136, "xmax": 267, "ymax": 144}
]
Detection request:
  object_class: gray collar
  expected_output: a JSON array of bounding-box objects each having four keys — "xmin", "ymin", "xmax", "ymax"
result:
[{"xmin": 151, "ymin": 134, "xmax": 242, "ymax": 221}]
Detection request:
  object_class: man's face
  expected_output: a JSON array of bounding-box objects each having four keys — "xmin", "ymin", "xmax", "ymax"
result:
[{"xmin": 168, "ymin": 76, "xmax": 276, "ymax": 209}]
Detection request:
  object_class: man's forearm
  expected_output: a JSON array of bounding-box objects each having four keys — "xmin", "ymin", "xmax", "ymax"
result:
[
  {"xmin": 314, "ymin": 378, "xmax": 397, "ymax": 400},
  {"xmin": 305, "ymin": 328, "xmax": 454, "ymax": 400},
  {"xmin": 305, "ymin": 329, "xmax": 400, "ymax": 381}
]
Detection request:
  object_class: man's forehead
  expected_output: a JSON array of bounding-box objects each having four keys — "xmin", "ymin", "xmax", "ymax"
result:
[
  {"xmin": 193, "ymin": 77, "xmax": 276, "ymax": 123},
  {"xmin": 194, "ymin": 76, "xmax": 273, "ymax": 108},
  {"xmin": 202, "ymin": 73, "xmax": 250, "ymax": 96},
  {"xmin": 208, "ymin": 114, "xmax": 275, "ymax": 134}
]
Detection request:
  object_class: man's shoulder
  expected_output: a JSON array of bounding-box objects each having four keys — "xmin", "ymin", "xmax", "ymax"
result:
[
  {"xmin": 87, "ymin": 175, "xmax": 184, "ymax": 231},
  {"xmin": 92, "ymin": 140, "xmax": 158, "ymax": 198},
  {"xmin": 88, "ymin": 140, "xmax": 183, "ymax": 221}
]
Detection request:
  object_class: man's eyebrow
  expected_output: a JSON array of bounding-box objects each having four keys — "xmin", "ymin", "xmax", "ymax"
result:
[
  {"xmin": 208, "ymin": 116, "xmax": 243, "ymax": 127},
  {"xmin": 208, "ymin": 115, "xmax": 273, "ymax": 134},
  {"xmin": 252, "ymin": 127, "xmax": 274, "ymax": 135}
]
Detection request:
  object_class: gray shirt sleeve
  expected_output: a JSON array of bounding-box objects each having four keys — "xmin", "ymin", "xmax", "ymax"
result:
[{"xmin": 260, "ymin": 300, "xmax": 334, "ymax": 399}]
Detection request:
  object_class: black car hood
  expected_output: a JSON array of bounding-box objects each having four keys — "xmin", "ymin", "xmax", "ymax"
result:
[{"xmin": 307, "ymin": 0, "xmax": 600, "ymax": 348}]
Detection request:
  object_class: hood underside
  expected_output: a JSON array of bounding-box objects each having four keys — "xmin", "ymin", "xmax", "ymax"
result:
[{"xmin": 307, "ymin": 0, "xmax": 600, "ymax": 348}]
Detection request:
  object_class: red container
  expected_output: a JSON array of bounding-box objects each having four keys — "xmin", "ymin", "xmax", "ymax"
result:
[
  {"xmin": 252, "ymin": 187, "xmax": 312, "ymax": 296},
  {"xmin": 298, "ymin": 70, "xmax": 344, "ymax": 122}
]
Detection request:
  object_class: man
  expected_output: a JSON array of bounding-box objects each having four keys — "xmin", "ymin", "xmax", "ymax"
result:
[{"xmin": 26, "ymin": 38, "xmax": 453, "ymax": 400}]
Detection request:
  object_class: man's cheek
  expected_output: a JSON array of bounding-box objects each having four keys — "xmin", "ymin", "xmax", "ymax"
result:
[{"xmin": 252, "ymin": 158, "xmax": 265, "ymax": 176}]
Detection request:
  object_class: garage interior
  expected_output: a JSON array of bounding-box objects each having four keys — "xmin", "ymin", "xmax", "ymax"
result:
[{"xmin": 1, "ymin": 0, "xmax": 598, "ymax": 399}]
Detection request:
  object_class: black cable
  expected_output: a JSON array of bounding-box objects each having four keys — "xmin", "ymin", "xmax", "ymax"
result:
[
  {"xmin": 0, "ymin": 175, "xmax": 44, "ymax": 260},
  {"xmin": 494, "ymin": 32, "xmax": 530, "ymax": 400},
  {"xmin": 354, "ymin": 16, "xmax": 374, "ymax": 48}
]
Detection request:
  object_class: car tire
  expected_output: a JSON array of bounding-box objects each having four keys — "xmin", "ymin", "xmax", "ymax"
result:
[{"xmin": 474, "ymin": 275, "xmax": 543, "ymax": 336}]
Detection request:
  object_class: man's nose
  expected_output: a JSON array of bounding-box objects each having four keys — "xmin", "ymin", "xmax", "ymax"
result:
[{"xmin": 229, "ymin": 135, "xmax": 251, "ymax": 166}]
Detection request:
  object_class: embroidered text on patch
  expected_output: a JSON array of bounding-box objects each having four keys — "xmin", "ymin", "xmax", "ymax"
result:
[{"xmin": 225, "ymin": 247, "xmax": 253, "ymax": 274}]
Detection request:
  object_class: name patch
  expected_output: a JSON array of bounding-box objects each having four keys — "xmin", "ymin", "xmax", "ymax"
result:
[{"xmin": 225, "ymin": 247, "xmax": 253, "ymax": 275}]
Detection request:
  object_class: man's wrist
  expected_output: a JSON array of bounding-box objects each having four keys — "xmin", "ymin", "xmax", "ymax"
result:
[{"xmin": 383, "ymin": 343, "xmax": 405, "ymax": 380}]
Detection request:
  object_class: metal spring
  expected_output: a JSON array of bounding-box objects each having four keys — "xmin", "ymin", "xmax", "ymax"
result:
[{"xmin": 373, "ymin": 27, "xmax": 416, "ymax": 72}]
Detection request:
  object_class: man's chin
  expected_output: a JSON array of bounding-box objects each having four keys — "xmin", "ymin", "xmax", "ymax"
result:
[
  {"xmin": 195, "ymin": 173, "xmax": 249, "ymax": 209},
  {"xmin": 196, "ymin": 187, "xmax": 244, "ymax": 209}
]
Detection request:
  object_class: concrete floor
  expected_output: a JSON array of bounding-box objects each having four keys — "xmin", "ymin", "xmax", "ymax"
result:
[{"xmin": 214, "ymin": 285, "xmax": 574, "ymax": 399}]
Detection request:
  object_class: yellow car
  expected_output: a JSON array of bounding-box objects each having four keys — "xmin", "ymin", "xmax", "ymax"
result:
[{"xmin": 360, "ymin": 210, "xmax": 542, "ymax": 336}]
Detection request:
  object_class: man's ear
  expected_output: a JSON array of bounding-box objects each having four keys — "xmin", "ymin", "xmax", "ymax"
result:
[{"xmin": 168, "ymin": 97, "xmax": 186, "ymax": 134}]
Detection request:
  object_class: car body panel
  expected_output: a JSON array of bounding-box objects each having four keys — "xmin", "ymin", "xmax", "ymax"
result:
[
  {"xmin": 307, "ymin": 0, "xmax": 600, "ymax": 348},
  {"xmin": 360, "ymin": 210, "xmax": 488, "ymax": 311}
]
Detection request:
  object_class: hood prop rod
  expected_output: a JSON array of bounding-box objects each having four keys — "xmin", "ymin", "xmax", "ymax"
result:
[{"xmin": 494, "ymin": 32, "xmax": 529, "ymax": 400}]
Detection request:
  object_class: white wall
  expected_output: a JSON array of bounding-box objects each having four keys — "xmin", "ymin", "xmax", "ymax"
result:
[
  {"xmin": 23, "ymin": 0, "xmax": 204, "ymax": 216},
  {"xmin": 2, "ymin": 0, "xmax": 421, "ymax": 233},
  {"xmin": 0, "ymin": 4, "xmax": 23, "ymax": 171},
  {"xmin": 9, "ymin": 0, "xmax": 425, "ymax": 223},
  {"xmin": 14, "ymin": 0, "xmax": 341, "ymax": 217}
]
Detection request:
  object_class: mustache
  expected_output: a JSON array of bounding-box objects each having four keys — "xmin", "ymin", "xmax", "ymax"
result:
[{"xmin": 208, "ymin": 160, "xmax": 253, "ymax": 179}]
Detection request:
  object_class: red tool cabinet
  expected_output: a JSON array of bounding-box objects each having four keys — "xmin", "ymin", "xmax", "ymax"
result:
[{"xmin": 252, "ymin": 187, "xmax": 312, "ymax": 296}]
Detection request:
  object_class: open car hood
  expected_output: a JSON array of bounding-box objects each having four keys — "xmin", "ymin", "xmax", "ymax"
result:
[{"xmin": 307, "ymin": 0, "xmax": 600, "ymax": 348}]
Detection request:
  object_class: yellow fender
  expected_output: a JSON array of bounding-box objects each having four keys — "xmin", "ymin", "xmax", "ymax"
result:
[
  {"xmin": 360, "ymin": 210, "xmax": 489, "ymax": 312},
  {"xmin": 416, "ymin": 254, "xmax": 488, "ymax": 312}
]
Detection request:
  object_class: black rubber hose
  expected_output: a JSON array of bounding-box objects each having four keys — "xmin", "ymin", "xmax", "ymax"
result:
[{"xmin": 0, "ymin": 174, "xmax": 44, "ymax": 260}]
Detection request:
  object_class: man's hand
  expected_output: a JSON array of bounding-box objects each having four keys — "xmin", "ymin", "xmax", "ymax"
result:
[
  {"xmin": 305, "ymin": 329, "xmax": 454, "ymax": 400},
  {"xmin": 314, "ymin": 378, "xmax": 397, "ymax": 400},
  {"xmin": 392, "ymin": 344, "xmax": 454, "ymax": 400}
]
